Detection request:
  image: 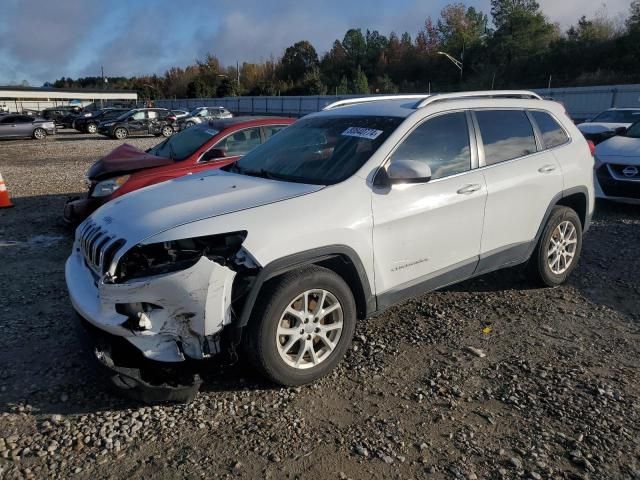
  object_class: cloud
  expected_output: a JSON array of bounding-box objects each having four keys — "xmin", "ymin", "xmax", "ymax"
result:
[
  {"xmin": 0, "ymin": 0, "xmax": 634, "ymax": 85},
  {"xmin": 0, "ymin": 0, "xmax": 106, "ymax": 81}
]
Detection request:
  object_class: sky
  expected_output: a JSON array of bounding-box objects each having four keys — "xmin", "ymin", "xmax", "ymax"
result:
[{"xmin": 0, "ymin": 0, "xmax": 632, "ymax": 86}]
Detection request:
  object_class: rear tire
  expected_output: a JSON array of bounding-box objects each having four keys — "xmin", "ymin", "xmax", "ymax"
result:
[
  {"xmin": 161, "ymin": 125, "xmax": 174, "ymax": 137},
  {"xmin": 114, "ymin": 127, "xmax": 128, "ymax": 140},
  {"xmin": 528, "ymin": 206, "xmax": 582, "ymax": 287},
  {"xmin": 33, "ymin": 128, "xmax": 47, "ymax": 140},
  {"xmin": 185, "ymin": 121, "xmax": 195, "ymax": 128},
  {"xmin": 245, "ymin": 266, "xmax": 356, "ymax": 386}
]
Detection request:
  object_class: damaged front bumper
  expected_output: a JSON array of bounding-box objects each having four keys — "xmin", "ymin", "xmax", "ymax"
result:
[
  {"xmin": 65, "ymin": 248, "xmax": 237, "ymax": 364},
  {"xmin": 63, "ymin": 196, "xmax": 103, "ymax": 225}
]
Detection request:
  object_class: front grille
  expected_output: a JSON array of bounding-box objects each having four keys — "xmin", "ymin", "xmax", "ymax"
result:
[
  {"xmin": 607, "ymin": 163, "xmax": 640, "ymax": 180},
  {"xmin": 597, "ymin": 165, "xmax": 640, "ymax": 199},
  {"xmin": 79, "ymin": 220, "xmax": 125, "ymax": 275}
]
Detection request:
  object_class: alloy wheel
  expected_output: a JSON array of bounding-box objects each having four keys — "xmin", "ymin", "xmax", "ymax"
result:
[
  {"xmin": 275, "ymin": 289, "xmax": 343, "ymax": 369},
  {"xmin": 547, "ymin": 220, "xmax": 577, "ymax": 274}
]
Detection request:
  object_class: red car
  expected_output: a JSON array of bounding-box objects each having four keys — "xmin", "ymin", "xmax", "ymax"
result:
[{"xmin": 64, "ymin": 116, "xmax": 295, "ymax": 223}]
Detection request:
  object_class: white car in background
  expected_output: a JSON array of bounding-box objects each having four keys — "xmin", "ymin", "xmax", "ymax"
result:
[
  {"xmin": 66, "ymin": 90, "xmax": 594, "ymax": 401},
  {"xmin": 594, "ymin": 120, "xmax": 640, "ymax": 204},
  {"xmin": 578, "ymin": 108, "xmax": 640, "ymax": 143}
]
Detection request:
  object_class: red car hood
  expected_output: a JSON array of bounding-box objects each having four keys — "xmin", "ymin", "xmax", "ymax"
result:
[{"xmin": 87, "ymin": 143, "xmax": 173, "ymax": 179}]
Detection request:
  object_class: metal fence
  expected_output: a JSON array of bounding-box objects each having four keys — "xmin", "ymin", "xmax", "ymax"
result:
[{"xmin": 149, "ymin": 84, "xmax": 640, "ymax": 122}]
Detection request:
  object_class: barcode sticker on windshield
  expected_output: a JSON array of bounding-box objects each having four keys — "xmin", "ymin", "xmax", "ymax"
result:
[{"xmin": 342, "ymin": 127, "xmax": 383, "ymax": 140}]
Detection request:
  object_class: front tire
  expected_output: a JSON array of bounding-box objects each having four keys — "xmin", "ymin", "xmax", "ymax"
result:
[
  {"xmin": 33, "ymin": 128, "xmax": 47, "ymax": 140},
  {"xmin": 528, "ymin": 206, "xmax": 582, "ymax": 287},
  {"xmin": 185, "ymin": 121, "xmax": 195, "ymax": 128},
  {"xmin": 161, "ymin": 125, "xmax": 174, "ymax": 137},
  {"xmin": 86, "ymin": 123, "xmax": 97, "ymax": 134},
  {"xmin": 246, "ymin": 266, "xmax": 356, "ymax": 386},
  {"xmin": 113, "ymin": 127, "xmax": 128, "ymax": 140}
]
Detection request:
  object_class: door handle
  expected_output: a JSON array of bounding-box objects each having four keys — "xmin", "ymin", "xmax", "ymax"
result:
[
  {"xmin": 457, "ymin": 184, "xmax": 481, "ymax": 195},
  {"xmin": 538, "ymin": 164, "xmax": 556, "ymax": 173}
]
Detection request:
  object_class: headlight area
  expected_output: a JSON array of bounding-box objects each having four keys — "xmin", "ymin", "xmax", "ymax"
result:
[
  {"xmin": 114, "ymin": 231, "xmax": 248, "ymax": 283},
  {"xmin": 91, "ymin": 175, "xmax": 130, "ymax": 198}
]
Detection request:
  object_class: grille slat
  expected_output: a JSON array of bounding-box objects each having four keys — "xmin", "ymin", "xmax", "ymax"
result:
[{"xmin": 79, "ymin": 220, "xmax": 125, "ymax": 275}]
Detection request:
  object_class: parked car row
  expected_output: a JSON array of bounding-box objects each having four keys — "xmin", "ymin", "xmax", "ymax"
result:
[{"xmin": 60, "ymin": 90, "xmax": 611, "ymax": 403}]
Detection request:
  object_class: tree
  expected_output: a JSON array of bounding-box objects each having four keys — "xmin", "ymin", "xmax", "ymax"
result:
[
  {"xmin": 300, "ymin": 67, "xmax": 327, "ymax": 95},
  {"xmin": 352, "ymin": 66, "xmax": 369, "ymax": 93},
  {"xmin": 216, "ymin": 77, "xmax": 237, "ymax": 97},
  {"xmin": 489, "ymin": 0, "xmax": 557, "ymax": 64},
  {"xmin": 342, "ymin": 28, "xmax": 367, "ymax": 70},
  {"xmin": 336, "ymin": 76, "xmax": 349, "ymax": 94},
  {"xmin": 279, "ymin": 40, "xmax": 319, "ymax": 83},
  {"xmin": 627, "ymin": 0, "xmax": 640, "ymax": 33},
  {"xmin": 437, "ymin": 4, "xmax": 488, "ymax": 55}
]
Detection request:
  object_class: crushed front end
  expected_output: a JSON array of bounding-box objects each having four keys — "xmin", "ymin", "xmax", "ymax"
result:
[{"xmin": 65, "ymin": 219, "xmax": 258, "ymax": 402}]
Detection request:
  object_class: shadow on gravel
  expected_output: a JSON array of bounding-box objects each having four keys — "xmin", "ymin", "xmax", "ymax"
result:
[{"xmin": 570, "ymin": 199, "xmax": 640, "ymax": 320}]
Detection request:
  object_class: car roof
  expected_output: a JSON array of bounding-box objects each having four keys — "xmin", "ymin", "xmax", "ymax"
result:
[
  {"xmin": 202, "ymin": 116, "xmax": 295, "ymax": 130},
  {"xmin": 309, "ymin": 91, "xmax": 548, "ymax": 119},
  {"xmin": 604, "ymin": 108, "xmax": 640, "ymax": 111}
]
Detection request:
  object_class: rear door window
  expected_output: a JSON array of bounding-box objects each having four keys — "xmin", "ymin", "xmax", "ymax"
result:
[
  {"xmin": 530, "ymin": 111, "xmax": 569, "ymax": 149},
  {"xmin": 216, "ymin": 127, "xmax": 263, "ymax": 156},
  {"xmin": 475, "ymin": 110, "xmax": 537, "ymax": 165},
  {"xmin": 264, "ymin": 125, "xmax": 288, "ymax": 140}
]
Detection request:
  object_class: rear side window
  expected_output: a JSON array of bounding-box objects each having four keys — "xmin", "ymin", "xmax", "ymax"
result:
[
  {"xmin": 476, "ymin": 110, "xmax": 537, "ymax": 165},
  {"xmin": 390, "ymin": 112, "xmax": 471, "ymax": 180},
  {"xmin": 531, "ymin": 111, "xmax": 569, "ymax": 149}
]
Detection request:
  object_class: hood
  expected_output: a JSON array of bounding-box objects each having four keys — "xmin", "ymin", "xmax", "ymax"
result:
[
  {"xmin": 87, "ymin": 143, "xmax": 173, "ymax": 180},
  {"xmin": 87, "ymin": 169, "xmax": 323, "ymax": 243},
  {"xmin": 595, "ymin": 135, "xmax": 640, "ymax": 159},
  {"xmin": 577, "ymin": 122, "xmax": 631, "ymax": 134}
]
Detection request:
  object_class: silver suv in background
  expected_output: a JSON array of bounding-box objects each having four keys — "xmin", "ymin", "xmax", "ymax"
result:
[{"xmin": 181, "ymin": 106, "xmax": 233, "ymax": 129}]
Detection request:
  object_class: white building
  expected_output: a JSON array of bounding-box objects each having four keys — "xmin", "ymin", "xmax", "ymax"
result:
[{"xmin": 0, "ymin": 86, "xmax": 138, "ymax": 113}]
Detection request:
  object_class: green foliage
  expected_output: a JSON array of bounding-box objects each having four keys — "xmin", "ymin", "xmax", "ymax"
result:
[{"xmin": 352, "ymin": 66, "xmax": 369, "ymax": 93}]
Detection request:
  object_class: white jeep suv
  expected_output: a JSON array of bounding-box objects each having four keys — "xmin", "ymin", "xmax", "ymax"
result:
[{"xmin": 66, "ymin": 91, "xmax": 594, "ymax": 394}]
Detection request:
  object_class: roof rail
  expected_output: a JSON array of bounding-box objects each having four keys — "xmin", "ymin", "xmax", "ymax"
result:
[
  {"xmin": 323, "ymin": 95, "xmax": 431, "ymax": 111},
  {"xmin": 415, "ymin": 90, "xmax": 542, "ymax": 108}
]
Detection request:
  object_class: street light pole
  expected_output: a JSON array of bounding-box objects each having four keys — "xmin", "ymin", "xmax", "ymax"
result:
[{"xmin": 437, "ymin": 51, "xmax": 463, "ymax": 81}]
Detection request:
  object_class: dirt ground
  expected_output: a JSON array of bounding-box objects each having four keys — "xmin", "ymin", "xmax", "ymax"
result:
[{"xmin": 0, "ymin": 130, "xmax": 639, "ymax": 479}]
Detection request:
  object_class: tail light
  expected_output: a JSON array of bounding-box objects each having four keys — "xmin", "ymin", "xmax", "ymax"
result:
[
  {"xmin": 587, "ymin": 140, "xmax": 596, "ymax": 156},
  {"xmin": 167, "ymin": 115, "xmax": 177, "ymax": 122}
]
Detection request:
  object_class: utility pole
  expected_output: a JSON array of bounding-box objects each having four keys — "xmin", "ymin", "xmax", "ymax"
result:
[
  {"xmin": 236, "ymin": 60, "xmax": 240, "ymax": 88},
  {"xmin": 101, "ymin": 66, "xmax": 105, "ymax": 108}
]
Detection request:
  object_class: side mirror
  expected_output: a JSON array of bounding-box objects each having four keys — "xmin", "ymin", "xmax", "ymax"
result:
[
  {"xmin": 614, "ymin": 126, "xmax": 627, "ymax": 136},
  {"xmin": 201, "ymin": 148, "xmax": 226, "ymax": 162},
  {"xmin": 375, "ymin": 160, "xmax": 432, "ymax": 187}
]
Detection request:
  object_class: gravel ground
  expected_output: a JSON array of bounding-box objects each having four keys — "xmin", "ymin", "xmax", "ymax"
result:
[{"xmin": 0, "ymin": 130, "xmax": 639, "ymax": 479}]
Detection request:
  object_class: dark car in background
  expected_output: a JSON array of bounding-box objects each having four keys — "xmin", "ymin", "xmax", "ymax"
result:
[
  {"xmin": 74, "ymin": 108, "xmax": 131, "ymax": 133},
  {"xmin": 97, "ymin": 108, "xmax": 178, "ymax": 139},
  {"xmin": 64, "ymin": 116, "xmax": 294, "ymax": 223},
  {"xmin": 42, "ymin": 106, "xmax": 82, "ymax": 127},
  {"xmin": 0, "ymin": 114, "xmax": 56, "ymax": 139}
]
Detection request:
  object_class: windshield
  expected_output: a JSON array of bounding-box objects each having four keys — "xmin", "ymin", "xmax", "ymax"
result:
[
  {"xmin": 189, "ymin": 107, "xmax": 205, "ymax": 116},
  {"xmin": 592, "ymin": 110, "xmax": 640, "ymax": 123},
  {"xmin": 230, "ymin": 115, "xmax": 402, "ymax": 185},
  {"xmin": 626, "ymin": 121, "xmax": 640, "ymax": 138},
  {"xmin": 147, "ymin": 125, "xmax": 219, "ymax": 160}
]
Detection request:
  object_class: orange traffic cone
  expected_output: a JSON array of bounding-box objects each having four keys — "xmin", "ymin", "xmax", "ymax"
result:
[{"xmin": 0, "ymin": 173, "xmax": 14, "ymax": 208}]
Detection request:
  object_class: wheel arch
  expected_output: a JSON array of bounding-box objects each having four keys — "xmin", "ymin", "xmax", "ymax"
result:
[
  {"xmin": 236, "ymin": 246, "xmax": 375, "ymax": 331},
  {"xmin": 556, "ymin": 190, "xmax": 588, "ymax": 230}
]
